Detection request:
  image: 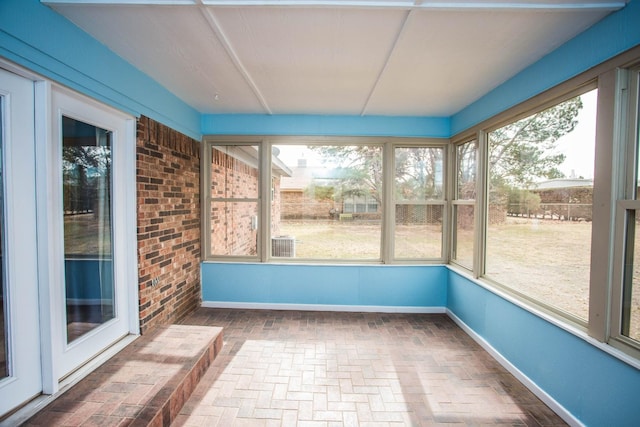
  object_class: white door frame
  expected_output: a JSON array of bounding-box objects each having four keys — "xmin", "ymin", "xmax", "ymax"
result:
[
  {"xmin": 37, "ymin": 82, "xmax": 139, "ymax": 387},
  {"xmin": 0, "ymin": 68, "xmax": 42, "ymax": 416}
]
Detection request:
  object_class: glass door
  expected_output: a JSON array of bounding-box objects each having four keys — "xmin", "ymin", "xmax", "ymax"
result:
[
  {"xmin": 0, "ymin": 69, "xmax": 42, "ymax": 417},
  {"xmin": 50, "ymin": 87, "xmax": 134, "ymax": 380}
]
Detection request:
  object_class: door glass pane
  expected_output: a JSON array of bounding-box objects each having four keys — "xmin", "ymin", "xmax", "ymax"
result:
[
  {"xmin": 63, "ymin": 116, "xmax": 114, "ymax": 343},
  {"xmin": 0, "ymin": 100, "xmax": 7, "ymax": 378}
]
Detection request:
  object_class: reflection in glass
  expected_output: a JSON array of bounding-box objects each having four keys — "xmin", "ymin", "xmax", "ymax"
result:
[
  {"xmin": 486, "ymin": 90, "xmax": 597, "ymax": 321},
  {"xmin": 272, "ymin": 144, "xmax": 382, "ymax": 260},
  {"xmin": 0, "ymin": 100, "xmax": 7, "ymax": 377},
  {"xmin": 63, "ymin": 116, "xmax": 114, "ymax": 343}
]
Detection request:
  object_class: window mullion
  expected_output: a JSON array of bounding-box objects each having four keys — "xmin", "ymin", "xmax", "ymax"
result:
[
  {"xmin": 382, "ymin": 142, "xmax": 394, "ymax": 263},
  {"xmin": 260, "ymin": 139, "xmax": 270, "ymax": 262},
  {"xmin": 476, "ymin": 130, "xmax": 488, "ymax": 279}
]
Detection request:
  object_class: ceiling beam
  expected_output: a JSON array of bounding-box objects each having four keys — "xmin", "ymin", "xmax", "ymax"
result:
[
  {"xmin": 360, "ymin": 9, "xmax": 412, "ymax": 116},
  {"xmin": 195, "ymin": 0, "xmax": 273, "ymax": 114}
]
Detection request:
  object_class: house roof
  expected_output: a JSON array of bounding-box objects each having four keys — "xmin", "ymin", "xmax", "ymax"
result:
[
  {"xmin": 533, "ymin": 178, "xmax": 594, "ymax": 190},
  {"xmin": 46, "ymin": 1, "xmax": 626, "ymax": 117},
  {"xmin": 279, "ymin": 161, "xmax": 341, "ymax": 190}
]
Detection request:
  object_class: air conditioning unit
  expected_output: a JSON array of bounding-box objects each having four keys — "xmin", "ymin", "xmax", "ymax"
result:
[{"xmin": 272, "ymin": 236, "xmax": 296, "ymax": 257}]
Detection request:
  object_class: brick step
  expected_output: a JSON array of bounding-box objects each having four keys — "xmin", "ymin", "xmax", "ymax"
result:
[{"xmin": 25, "ymin": 324, "xmax": 223, "ymax": 426}]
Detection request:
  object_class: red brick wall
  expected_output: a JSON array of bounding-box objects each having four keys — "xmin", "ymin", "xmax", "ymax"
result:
[
  {"xmin": 281, "ymin": 191, "xmax": 337, "ymax": 220},
  {"xmin": 136, "ymin": 116, "xmax": 201, "ymax": 333},
  {"xmin": 209, "ymin": 147, "xmax": 259, "ymax": 256}
]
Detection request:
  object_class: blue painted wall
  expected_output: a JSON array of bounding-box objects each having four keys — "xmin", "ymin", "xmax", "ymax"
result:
[
  {"xmin": 201, "ymin": 114, "xmax": 451, "ymax": 138},
  {"xmin": 201, "ymin": 263, "xmax": 447, "ymax": 308},
  {"xmin": 451, "ymin": 0, "xmax": 640, "ymax": 135},
  {"xmin": 0, "ymin": 0, "xmax": 200, "ymax": 139},
  {"xmin": 448, "ymin": 269, "xmax": 640, "ymax": 427}
]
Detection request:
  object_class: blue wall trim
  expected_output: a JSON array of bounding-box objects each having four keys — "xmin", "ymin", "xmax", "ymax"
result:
[
  {"xmin": 201, "ymin": 263, "xmax": 447, "ymax": 307},
  {"xmin": 0, "ymin": 0, "xmax": 201, "ymax": 139},
  {"xmin": 447, "ymin": 269, "xmax": 640, "ymax": 427},
  {"xmin": 451, "ymin": 0, "xmax": 640, "ymax": 135},
  {"xmin": 201, "ymin": 114, "xmax": 451, "ymax": 138}
]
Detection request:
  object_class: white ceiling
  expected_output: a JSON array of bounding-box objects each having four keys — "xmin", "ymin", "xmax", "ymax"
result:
[{"xmin": 46, "ymin": 0, "xmax": 626, "ymax": 117}]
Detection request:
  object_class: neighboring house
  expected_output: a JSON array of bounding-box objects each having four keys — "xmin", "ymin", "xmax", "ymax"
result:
[
  {"xmin": 279, "ymin": 158, "xmax": 340, "ymax": 220},
  {"xmin": 533, "ymin": 178, "xmax": 594, "ymax": 221},
  {"xmin": 280, "ymin": 158, "xmax": 380, "ymax": 220}
]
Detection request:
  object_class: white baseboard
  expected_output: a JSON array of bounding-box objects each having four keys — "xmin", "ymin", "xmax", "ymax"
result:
[
  {"xmin": 201, "ymin": 301, "xmax": 446, "ymax": 314},
  {"xmin": 446, "ymin": 309, "xmax": 583, "ymax": 427}
]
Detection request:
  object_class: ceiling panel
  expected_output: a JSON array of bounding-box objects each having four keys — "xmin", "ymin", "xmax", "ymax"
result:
[
  {"xmin": 54, "ymin": 4, "xmax": 265, "ymax": 112},
  {"xmin": 363, "ymin": 9, "xmax": 609, "ymax": 116},
  {"xmin": 47, "ymin": 1, "xmax": 624, "ymax": 117},
  {"xmin": 211, "ymin": 7, "xmax": 408, "ymax": 114}
]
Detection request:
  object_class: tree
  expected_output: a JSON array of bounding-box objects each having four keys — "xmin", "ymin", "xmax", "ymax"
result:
[
  {"xmin": 489, "ymin": 96, "xmax": 582, "ymax": 188},
  {"xmin": 308, "ymin": 146, "xmax": 383, "ymax": 204},
  {"xmin": 309, "ymin": 95, "xmax": 583, "ymax": 205},
  {"xmin": 507, "ymin": 188, "xmax": 541, "ymax": 217},
  {"xmin": 394, "ymin": 147, "xmax": 443, "ymax": 201}
]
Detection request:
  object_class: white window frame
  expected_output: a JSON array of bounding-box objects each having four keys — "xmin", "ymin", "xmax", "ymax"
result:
[
  {"xmin": 450, "ymin": 138, "xmax": 478, "ymax": 271},
  {"xmin": 610, "ymin": 65, "xmax": 640, "ymax": 359}
]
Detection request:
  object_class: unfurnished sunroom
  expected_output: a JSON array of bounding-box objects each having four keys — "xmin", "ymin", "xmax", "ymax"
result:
[{"xmin": 1, "ymin": 0, "xmax": 640, "ymax": 426}]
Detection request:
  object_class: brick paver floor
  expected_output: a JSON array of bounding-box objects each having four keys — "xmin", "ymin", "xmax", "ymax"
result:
[{"xmin": 176, "ymin": 308, "xmax": 567, "ymax": 426}]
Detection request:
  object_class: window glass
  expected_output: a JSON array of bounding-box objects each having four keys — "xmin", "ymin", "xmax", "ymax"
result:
[
  {"xmin": 210, "ymin": 145, "xmax": 260, "ymax": 257},
  {"xmin": 0, "ymin": 100, "xmax": 6, "ymax": 378},
  {"xmin": 621, "ymin": 77, "xmax": 640, "ymax": 342},
  {"xmin": 273, "ymin": 144, "xmax": 382, "ymax": 260},
  {"xmin": 623, "ymin": 211, "xmax": 640, "ymax": 341},
  {"xmin": 486, "ymin": 89, "xmax": 597, "ymax": 321},
  {"xmin": 394, "ymin": 147, "xmax": 444, "ymax": 259},
  {"xmin": 453, "ymin": 204, "xmax": 474, "ymax": 267},
  {"xmin": 452, "ymin": 141, "xmax": 476, "ymax": 268},
  {"xmin": 457, "ymin": 141, "xmax": 477, "ymax": 200}
]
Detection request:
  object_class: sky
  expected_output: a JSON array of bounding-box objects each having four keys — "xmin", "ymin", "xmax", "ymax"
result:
[{"xmin": 552, "ymin": 88, "xmax": 597, "ymax": 180}]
